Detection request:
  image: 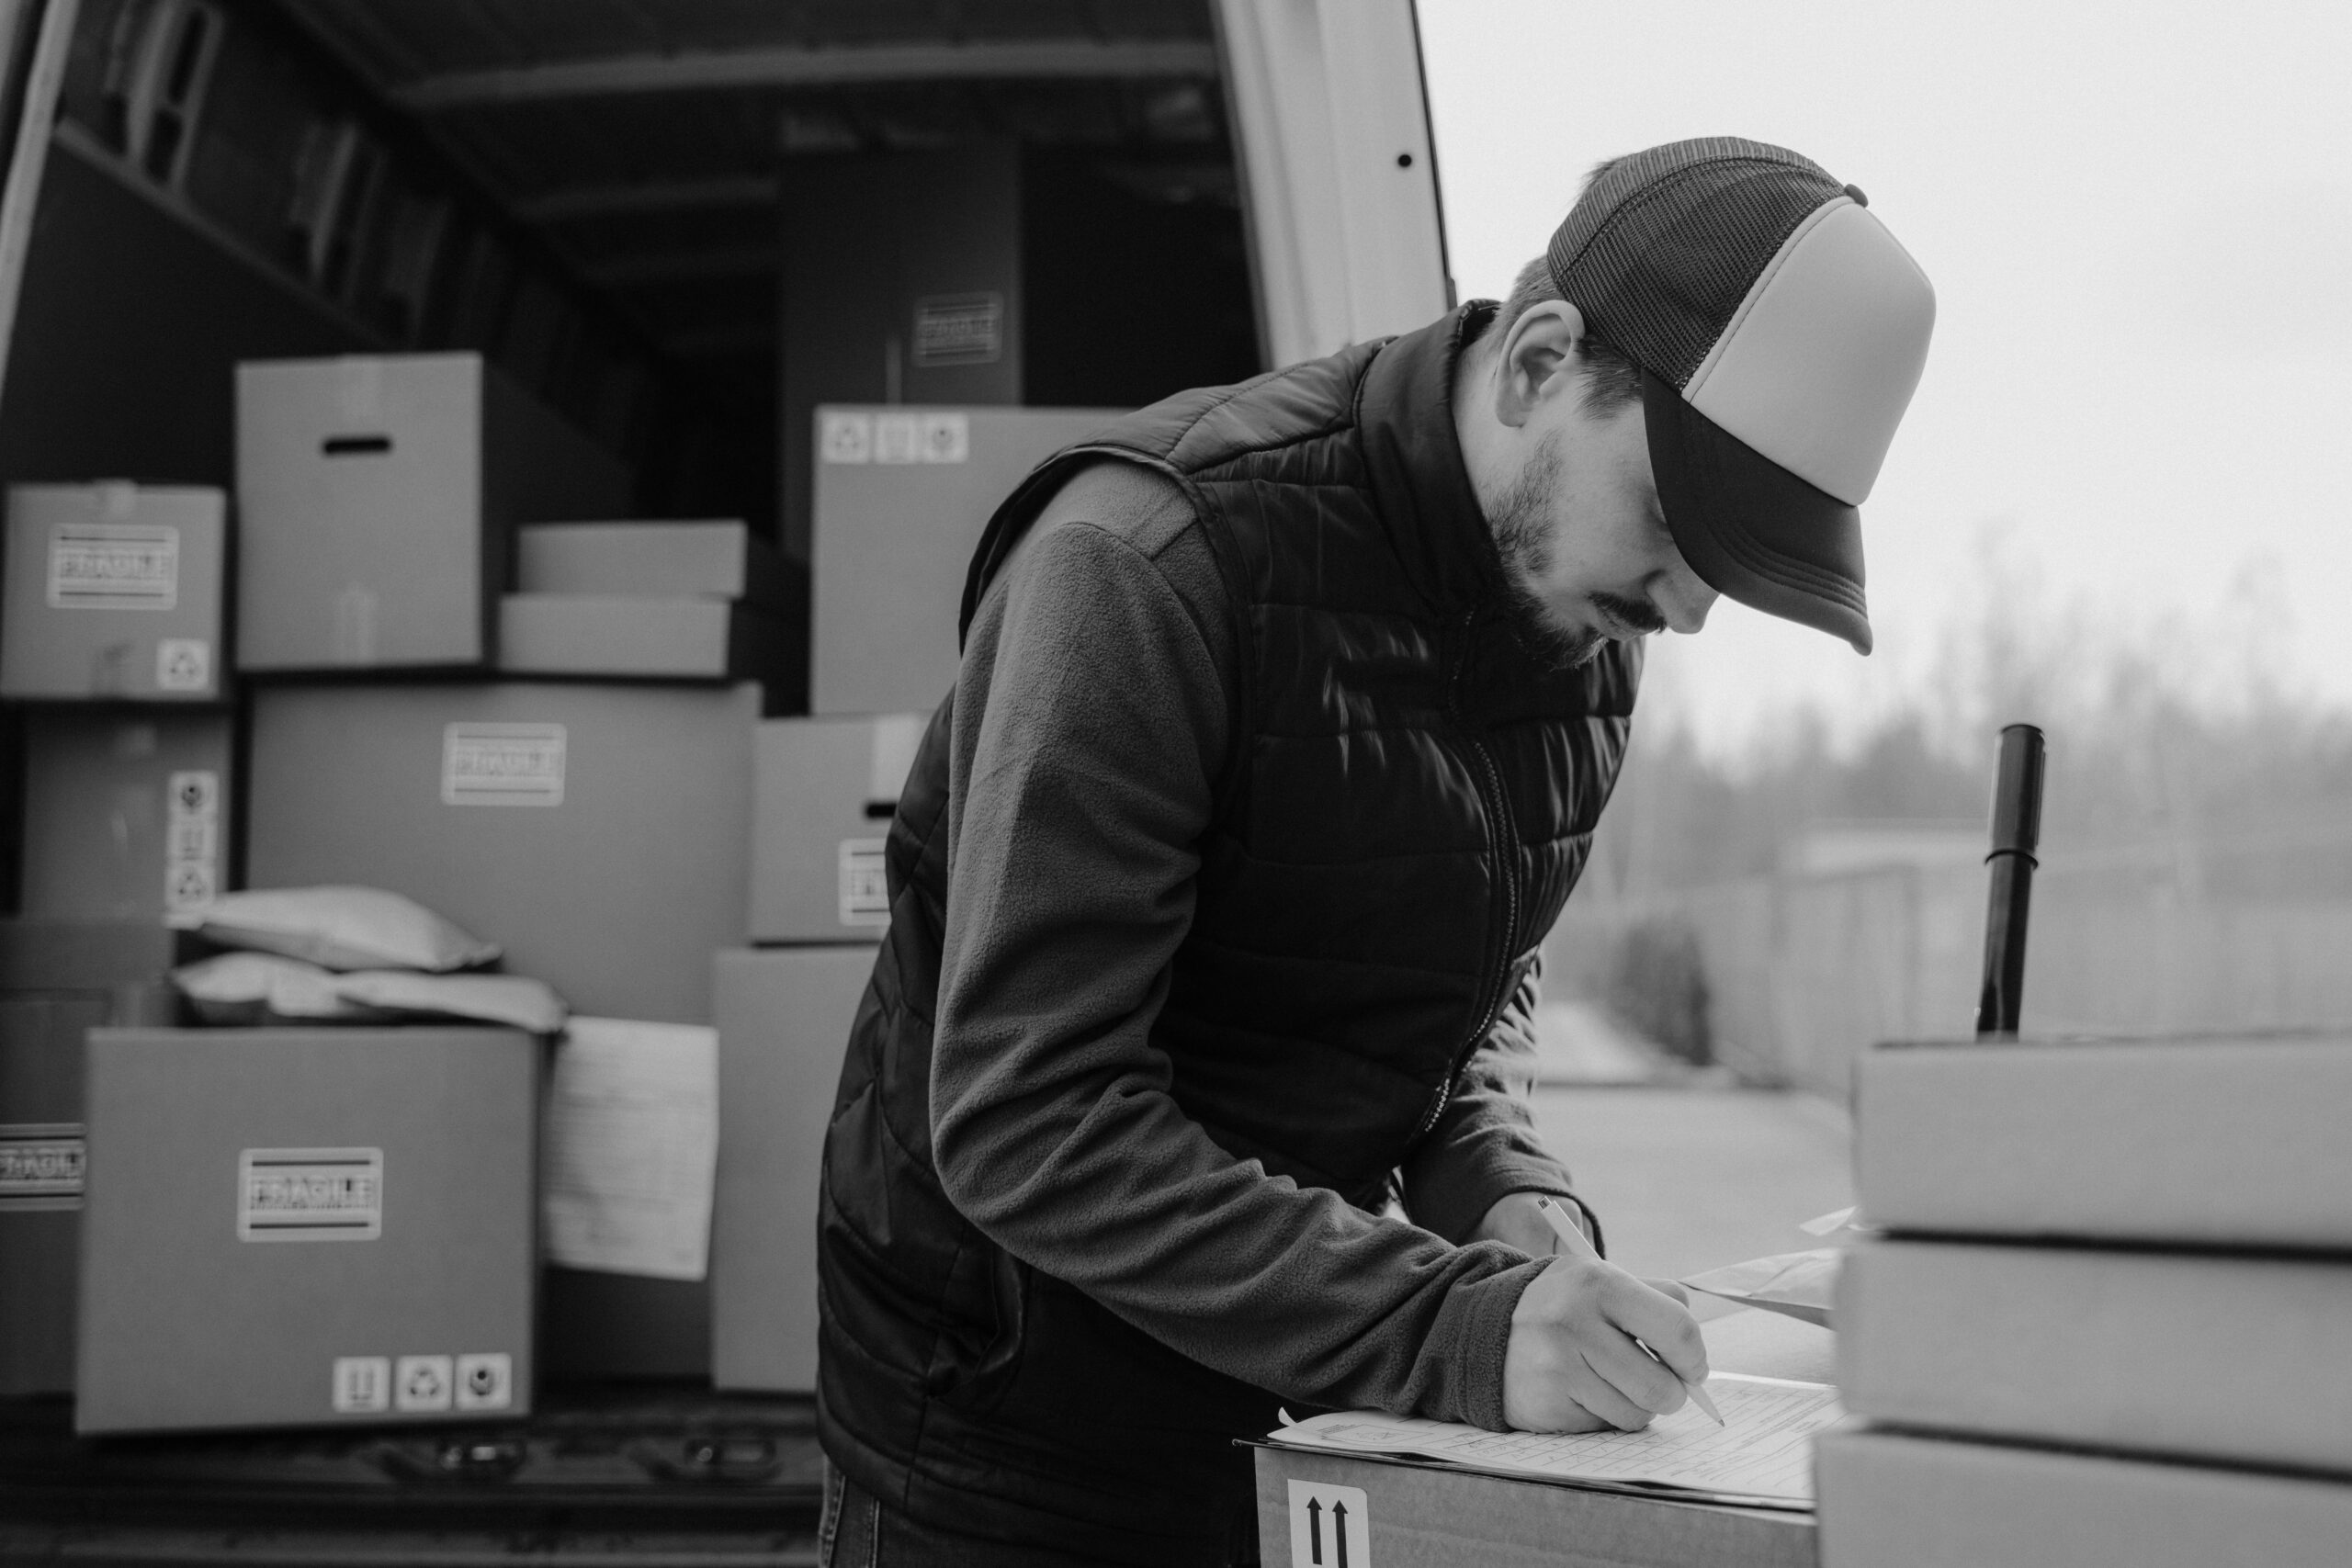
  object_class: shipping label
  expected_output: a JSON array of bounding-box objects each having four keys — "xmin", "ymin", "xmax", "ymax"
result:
[
  {"xmin": 0, "ymin": 1123, "xmax": 85, "ymax": 1211},
  {"xmin": 839, "ymin": 837, "xmax": 890, "ymax": 927},
  {"xmin": 442, "ymin": 723, "xmax": 567, "ymax": 807},
  {"xmin": 911, "ymin": 293, "xmax": 1004, "ymax": 367},
  {"xmin": 47, "ymin": 524, "xmax": 178, "ymax": 610},
  {"xmin": 239, "ymin": 1147, "xmax": 383, "ymax": 1241}
]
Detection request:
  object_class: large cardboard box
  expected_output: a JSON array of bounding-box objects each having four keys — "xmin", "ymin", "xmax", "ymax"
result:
[
  {"xmin": 1838, "ymin": 1237, "xmax": 2352, "ymax": 1472},
  {"xmin": 1253, "ymin": 1446, "xmax": 1815, "ymax": 1568},
  {"xmin": 246, "ymin": 682, "xmax": 759, "ymax": 1024},
  {"xmin": 1815, "ymin": 1425, "xmax": 2352, "ymax": 1568},
  {"xmin": 749, "ymin": 714, "xmax": 930, "ymax": 944},
  {"xmin": 1854, "ymin": 1032, "xmax": 2352, "ymax": 1247},
  {"xmin": 809, "ymin": 405, "xmax": 1114, "ymax": 715},
  {"xmin": 234, "ymin": 353, "xmax": 629, "ymax": 671},
  {"xmin": 709, "ymin": 946, "xmax": 873, "ymax": 1392},
  {"xmin": 0, "ymin": 921, "xmax": 179, "ymax": 1396},
  {"xmin": 516, "ymin": 521, "xmax": 788, "ymax": 610},
  {"xmin": 2, "ymin": 483, "xmax": 229, "ymax": 700},
  {"xmin": 20, "ymin": 707, "xmax": 234, "ymax": 920},
  {"xmin": 76, "ymin": 1027, "xmax": 539, "ymax": 1435}
]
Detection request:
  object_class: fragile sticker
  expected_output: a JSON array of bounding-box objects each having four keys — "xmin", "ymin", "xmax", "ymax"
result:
[
  {"xmin": 0, "ymin": 1123, "xmax": 85, "ymax": 1211},
  {"xmin": 911, "ymin": 293, "xmax": 1004, "ymax": 367},
  {"xmin": 239, "ymin": 1147, "xmax": 383, "ymax": 1241},
  {"xmin": 443, "ymin": 723, "xmax": 566, "ymax": 807},
  {"xmin": 839, "ymin": 838, "xmax": 890, "ymax": 927},
  {"xmin": 48, "ymin": 524, "xmax": 177, "ymax": 610}
]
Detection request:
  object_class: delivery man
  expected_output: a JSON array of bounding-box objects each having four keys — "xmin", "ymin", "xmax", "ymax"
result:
[{"xmin": 813, "ymin": 136, "xmax": 1936, "ymax": 1566}]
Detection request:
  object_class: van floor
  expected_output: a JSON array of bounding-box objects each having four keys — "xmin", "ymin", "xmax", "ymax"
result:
[{"xmin": 0, "ymin": 1383, "xmax": 821, "ymax": 1564}]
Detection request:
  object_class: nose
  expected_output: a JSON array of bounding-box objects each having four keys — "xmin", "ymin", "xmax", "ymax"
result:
[{"xmin": 1652, "ymin": 562, "xmax": 1718, "ymax": 636}]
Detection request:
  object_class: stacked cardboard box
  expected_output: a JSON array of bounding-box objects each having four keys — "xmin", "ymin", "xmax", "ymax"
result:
[
  {"xmin": 1819, "ymin": 1032, "xmax": 2352, "ymax": 1567},
  {"xmin": 710, "ymin": 404, "xmax": 1114, "ymax": 1391}
]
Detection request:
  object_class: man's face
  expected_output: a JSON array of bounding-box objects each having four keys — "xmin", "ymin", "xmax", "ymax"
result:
[{"xmin": 1469, "ymin": 326, "xmax": 1719, "ymax": 669}]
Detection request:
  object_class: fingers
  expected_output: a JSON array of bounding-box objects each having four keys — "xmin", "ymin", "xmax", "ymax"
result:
[
  {"xmin": 1576, "ymin": 1328, "xmax": 1689, "ymax": 1420},
  {"xmin": 1641, "ymin": 1277, "xmax": 1691, "ymax": 1307},
  {"xmin": 1571, "ymin": 1349, "xmax": 1662, "ymax": 1431},
  {"xmin": 1600, "ymin": 1271, "xmax": 1710, "ymax": 1383}
]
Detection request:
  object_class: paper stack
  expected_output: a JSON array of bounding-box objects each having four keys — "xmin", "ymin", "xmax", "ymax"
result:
[{"xmin": 1818, "ymin": 1032, "xmax": 2352, "ymax": 1568}]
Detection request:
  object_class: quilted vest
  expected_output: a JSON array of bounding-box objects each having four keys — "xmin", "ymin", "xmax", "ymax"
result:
[{"xmin": 815, "ymin": 305, "xmax": 1641, "ymax": 1555}]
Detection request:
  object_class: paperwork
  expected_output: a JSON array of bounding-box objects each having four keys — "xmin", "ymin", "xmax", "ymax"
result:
[
  {"xmin": 541, "ymin": 1017, "xmax": 719, "ymax": 1280},
  {"xmin": 1681, "ymin": 1247, "xmax": 1841, "ymax": 1328},
  {"xmin": 1267, "ymin": 1374, "xmax": 1840, "ymax": 1509}
]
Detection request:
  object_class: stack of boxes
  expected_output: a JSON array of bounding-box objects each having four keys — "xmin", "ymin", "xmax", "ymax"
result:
[
  {"xmin": 1, "ymin": 343, "xmax": 1125, "ymax": 1431},
  {"xmin": 1818, "ymin": 1032, "xmax": 2352, "ymax": 1566},
  {"xmin": 710, "ymin": 402, "xmax": 1113, "ymax": 1392}
]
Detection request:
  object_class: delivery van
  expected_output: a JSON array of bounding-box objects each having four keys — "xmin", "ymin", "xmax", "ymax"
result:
[{"xmin": 0, "ymin": 0, "xmax": 1451, "ymax": 1558}]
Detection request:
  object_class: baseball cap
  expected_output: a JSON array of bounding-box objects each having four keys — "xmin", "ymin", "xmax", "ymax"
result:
[{"xmin": 1546, "ymin": 137, "xmax": 1936, "ymax": 654}]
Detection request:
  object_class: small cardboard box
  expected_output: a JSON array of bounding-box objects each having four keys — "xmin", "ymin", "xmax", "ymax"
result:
[
  {"xmin": 495, "ymin": 595, "xmax": 800, "ymax": 693},
  {"xmin": 2, "ymin": 483, "xmax": 228, "ymax": 700},
  {"xmin": 247, "ymin": 682, "xmax": 758, "ymax": 1023},
  {"xmin": 0, "ymin": 921, "xmax": 179, "ymax": 1396},
  {"xmin": 20, "ymin": 707, "xmax": 234, "ymax": 920},
  {"xmin": 516, "ymin": 521, "xmax": 789, "ymax": 612},
  {"xmin": 709, "ymin": 946, "xmax": 872, "ymax": 1392},
  {"xmin": 1253, "ymin": 1446, "xmax": 1815, "ymax": 1568},
  {"xmin": 75, "ymin": 1027, "xmax": 539, "ymax": 1435},
  {"xmin": 749, "ymin": 714, "xmax": 930, "ymax": 944},
  {"xmin": 809, "ymin": 405, "xmax": 1115, "ymax": 715},
  {"xmin": 234, "ymin": 353, "xmax": 629, "ymax": 671}
]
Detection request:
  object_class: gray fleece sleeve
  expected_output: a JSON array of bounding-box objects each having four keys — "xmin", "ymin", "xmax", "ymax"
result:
[{"xmin": 930, "ymin": 513, "xmax": 1545, "ymax": 1430}]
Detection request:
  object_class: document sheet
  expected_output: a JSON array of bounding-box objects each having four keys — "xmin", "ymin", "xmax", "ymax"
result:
[
  {"xmin": 541, "ymin": 1017, "xmax": 720, "ymax": 1280},
  {"xmin": 1267, "ymin": 1374, "xmax": 1840, "ymax": 1508}
]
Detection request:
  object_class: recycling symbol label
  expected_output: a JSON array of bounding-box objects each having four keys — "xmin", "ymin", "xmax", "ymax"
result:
[
  {"xmin": 155, "ymin": 637, "xmax": 209, "ymax": 692},
  {"xmin": 395, "ymin": 1354, "xmax": 453, "ymax": 1412}
]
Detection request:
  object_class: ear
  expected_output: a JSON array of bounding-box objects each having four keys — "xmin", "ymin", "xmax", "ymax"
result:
[{"xmin": 1492, "ymin": 300, "xmax": 1589, "ymax": 429}]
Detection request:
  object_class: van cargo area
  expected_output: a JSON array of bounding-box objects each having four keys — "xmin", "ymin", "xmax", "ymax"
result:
[{"xmin": 0, "ymin": 0, "xmax": 1453, "ymax": 1559}]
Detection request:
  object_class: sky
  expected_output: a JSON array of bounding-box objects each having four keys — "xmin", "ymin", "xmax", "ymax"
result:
[{"xmin": 1417, "ymin": 0, "xmax": 2352, "ymax": 760}]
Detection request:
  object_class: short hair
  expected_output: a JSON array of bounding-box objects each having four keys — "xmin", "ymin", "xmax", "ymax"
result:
[{"xmin": 1488, "ymin": 154, "xmax": 1645, "ymax": 415}]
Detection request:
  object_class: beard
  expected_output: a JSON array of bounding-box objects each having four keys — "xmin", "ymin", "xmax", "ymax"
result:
[{"xmin": 1485, "ymin": 434, "xmax": 1605, "ymax": 671}]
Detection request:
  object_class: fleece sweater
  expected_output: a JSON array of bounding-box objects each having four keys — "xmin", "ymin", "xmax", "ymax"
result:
[{"xmin": 925, "ymin": 457, "xmax": 1595, "ymax": 1432}]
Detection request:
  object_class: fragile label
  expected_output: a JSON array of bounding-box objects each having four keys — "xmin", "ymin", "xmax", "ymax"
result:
[
  {"xmin": 239, "ymin": 1147, "xmax": 383, "ymax": 1241},
  {"xmin": 443, "ymin": 723, "xmax": 566, "ymax": 807},
  {"xmin": 48, "ymin": 524, "xmax": 177, "ymax": 610},
  {"xmin": 1287, "ymin": 1479, "xmax": 1371, "ymax": 1568},
  {"xmin": 0, "ymin": 1123, "xmax": 85, "ymax": 1211},
  {"xmin": 911, "ymin": 293, "xmax": 1004, "ymax": 367},
  {"xmin": 839, "ymin": 838, "xmax": 890, "ymax": 926}
]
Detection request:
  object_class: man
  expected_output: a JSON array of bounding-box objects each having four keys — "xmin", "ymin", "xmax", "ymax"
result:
[{"xmin": 815, "ymin": 137, "xmax": 1935, "ymax": 1565}]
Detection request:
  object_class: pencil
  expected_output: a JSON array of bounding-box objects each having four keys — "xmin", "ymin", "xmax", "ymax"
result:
[{"xmin": 1532, "ymin": 1196, "xmax": 1726, "ymax": 1428}]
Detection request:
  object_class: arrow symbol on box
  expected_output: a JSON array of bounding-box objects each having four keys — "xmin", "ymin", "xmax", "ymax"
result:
[
  {"xmin": 1332, "ymin": 1500, "xmax": 1350, "ymax": 1568},
  {"xmin": 1306, "ymin": 1497, "xmax": 1322, "ymax": 1562}
]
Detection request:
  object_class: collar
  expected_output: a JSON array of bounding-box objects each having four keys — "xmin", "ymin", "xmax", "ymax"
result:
[{"xmin": 1355, "ymin": 301, "xmax": 1508, "ymax": 618}]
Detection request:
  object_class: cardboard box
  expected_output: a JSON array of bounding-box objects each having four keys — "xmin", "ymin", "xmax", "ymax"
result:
[
  {"xmin": 1854, "ymin": 1032, "xmax": 2352, "ymax": 1247},
  {"xmin": 75, "ymin": 1027, "xmax": 538, "ymax": 1434},
  {"xmin": 247, "ymin": 682, "xmax": 758, "ymax": 1023},
  {"xmin": 1839, "ymin": 1237, "xmax": 2352, "ymax": 1472},
  {"xmin": 1816, "ymin": 1426, "xmax": 2352, "ymax": 1568},
  {"xmin": 749, "ymin": 714, "xmax": 930, "ymax": 943},
  {"xmin": 20, "ymin": 707, "xmax": 234, "ymax": 920},
  {"xmin": 516, "ymin": 521, "xmax": 788, "ymax": 611},
  {"xmin": 234, "ymin": 353, "xmax": 629, "ymax": 671},
  {"xmin": 0, "ymin": 920, "xmax": 179, "ymax": 1396},
  {"xmin": 495, "ymin": 595, "xmax": 798, "ymax": 689},
  {"xmin": 1253, "ymin": 1446, "xmax": 1815, "ymax": 1568},
  {"xmin": 709, "ymin": 946, "xmax": 872, "ymax": 1392},
  {"xmin": 809, "ymin": 405, "xmax": 1115, "ymax": 715},
  {"xmin": 2, "ymin": 483, "xmax": 228, "ymax": 700}
]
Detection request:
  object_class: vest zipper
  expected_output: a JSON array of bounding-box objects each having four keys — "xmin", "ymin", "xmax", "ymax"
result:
[{"xmin": 1413, "ymin": 731, "xmax": 1522, "ymax": 1140}]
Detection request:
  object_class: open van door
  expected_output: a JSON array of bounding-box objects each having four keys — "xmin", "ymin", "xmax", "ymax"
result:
[
  {"xmin": 1216, "ymin": 0, "xmax": 1453, "ymax": 365},
  {"xmin": 0, "ymin": 0, "xmax": 76, "ymax": 403}
]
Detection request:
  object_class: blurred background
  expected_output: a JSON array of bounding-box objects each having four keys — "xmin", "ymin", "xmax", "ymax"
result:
[{"xmin": 1420, "ymin": 0, "xmax": 2352, "ymax": 1097}]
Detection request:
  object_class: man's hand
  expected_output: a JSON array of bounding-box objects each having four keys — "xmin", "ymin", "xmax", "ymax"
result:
[{"xmin": 1501, "ymin": 1255, "xmax": 1707, "ymax": 1432}]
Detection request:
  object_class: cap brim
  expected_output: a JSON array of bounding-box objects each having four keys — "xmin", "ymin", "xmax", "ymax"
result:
[{"xmin": 1640, "ymin": 368, "xmax": 1873, "ymax": 654}]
